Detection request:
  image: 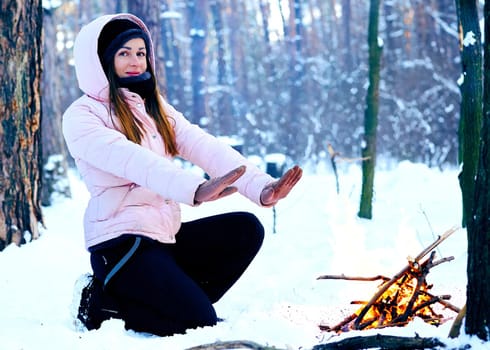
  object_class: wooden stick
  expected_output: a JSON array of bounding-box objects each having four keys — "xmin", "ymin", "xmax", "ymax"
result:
[
  {"xmin": 327, "ymin": 143, "xmax": 370, "ymax": 194},
  {"xmin": 317, "ymin": 274, "xmax": 390, "ymax": 282},
  {"xmin": 414, "ymin": 227, "xmax": 459, "ymax": 261},
  {"xmin": 327, "ymin": 143, "xmax": 340, "ymax": 194},
  {"xmin": 319, "ymin": 313, "xmax": 357, "ymax": 332},
  {"xmin": 448, "ymin": 303, "xmax": 467, "ymax": 338},
  {"xmin": 393, "ymin": 252, "xmax": 436, "ymax": 324},
  {"xmin": 411, "ymin": 296, "xmax": 441, "ymax": 315},
  {"xmin": 419, "ymin": 290, "xmax": 461, "ymax": 313},
  {"xmin": 427, "ymin": 256, "xmax": 454, "ymax": 268}
]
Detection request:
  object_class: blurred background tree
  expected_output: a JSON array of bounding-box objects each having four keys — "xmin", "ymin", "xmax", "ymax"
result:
[{"xmin": 39, "ymin": 0, "xmax": 464, "ymax": 170}]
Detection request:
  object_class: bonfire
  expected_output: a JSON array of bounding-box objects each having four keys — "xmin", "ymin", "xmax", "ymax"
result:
[{"xmin": 318, "ymin": 227, "xmax": 461, "ymax": 333}]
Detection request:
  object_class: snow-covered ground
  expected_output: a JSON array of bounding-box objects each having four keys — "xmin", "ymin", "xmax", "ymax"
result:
[{"xmin": 0, "ymin": 160, "xmax": 487, "ymax": 349}]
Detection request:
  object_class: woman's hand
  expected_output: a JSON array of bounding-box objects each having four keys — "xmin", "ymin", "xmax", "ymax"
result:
[
  {"xmin": 194, "ymin": 165, "xmax": 246, "ymax": 204},
  {"xmin": 260, "ymin": 165, "xmax": 303, "ymax": 206}
]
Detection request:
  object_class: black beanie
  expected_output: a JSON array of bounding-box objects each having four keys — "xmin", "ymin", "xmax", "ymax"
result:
[{"xmin": 98, "ymin": 19, "xmax": 150, "ymax": 71}]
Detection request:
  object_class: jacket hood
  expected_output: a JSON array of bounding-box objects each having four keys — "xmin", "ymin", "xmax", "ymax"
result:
[{"xmin": 73, "ymin": 13, "xmax": 155, "ymax": 101}]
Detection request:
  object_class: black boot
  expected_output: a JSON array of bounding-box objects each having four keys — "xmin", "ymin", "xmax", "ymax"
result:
[{"xmin": 77, "ymin": 275, "xmax": 121, "ymax": 330}]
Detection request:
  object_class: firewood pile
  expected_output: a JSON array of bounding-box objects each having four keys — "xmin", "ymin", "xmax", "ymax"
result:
[{"xmin": 318, "ymin": 227, "xmax": 461, "ymax": 333}]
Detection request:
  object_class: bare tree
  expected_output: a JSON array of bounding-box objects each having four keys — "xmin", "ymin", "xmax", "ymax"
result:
[
  {"xmin": 187, "ymin": 0, "xmax": 209, "ymax": 125},
  {"xmin": 226, "ymin": 0, "xmax": 249, "ymax": 128},
  {"xmin": 161, "ymin": 0, "xmax": 185, "ymax": 111},
  {"xmin": 210, "ymin": 0, "xmax": 233, "ymax": 136},
  {"xmin": 285, "ymin": 0, "xmax": 306, "ymax": 160},
  {"xmin": 341, "ymin": 0, "xmax": 353, "ymax": 70},
  {"xmin": 0, "ymin": 0, "xmax": 44, "ymax": 250},
  {"xmin": 41, "ymin": 8, "xmax": 72, "ymax": 207},
  {"xmin": 358, "ymin": 0, "xmax": 382, "ymax": 219}
]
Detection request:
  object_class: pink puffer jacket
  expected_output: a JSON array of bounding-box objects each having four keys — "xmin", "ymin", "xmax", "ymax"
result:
[{"xmin": 62, "ymin": 13, "xmax": 274, "ymax": 250}]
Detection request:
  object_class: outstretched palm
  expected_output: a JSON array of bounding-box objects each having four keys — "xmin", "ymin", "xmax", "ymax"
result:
[
  {"xmin": 260, "ymin": 165, "xmax": 303, "ymax": 206},
  {"xmin": 194, "ymin": 165, "xmax": 246, "ymax": 204}
]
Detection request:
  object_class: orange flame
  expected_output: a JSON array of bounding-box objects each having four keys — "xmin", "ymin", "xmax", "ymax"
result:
[{"xmin": 350, "ymin": 260, "xmax": 442, "ymax": 331}]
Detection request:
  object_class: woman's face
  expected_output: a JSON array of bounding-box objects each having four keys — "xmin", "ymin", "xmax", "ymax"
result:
[{"xmin": 113, "ymin": 38, "xmax": 147, "ymax": 78}]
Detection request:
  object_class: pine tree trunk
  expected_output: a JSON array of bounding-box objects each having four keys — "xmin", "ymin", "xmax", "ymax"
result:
[
  {"xmin": 287, "ymin": 0, "xmax": 305, "ymax": 161},
  {"xmin": 341, "ymin": 0, "xmax": 353, "ymax": 70},
  {"xmin": 127, "ymin": 0, "xmax": 165, "ymax": 90},
  {"xmin": 0, "ymin": 0, "xmax": 44, "ymax": 250},
  {"xmin": 41, "ymin": 9, "xmax": 71, "ymax": 207},
  {"xmin": 226, "ymin": 0, "xmax": 249, "ymax": 126},
  {"xmin": 188, "ymin": 0, "xmax": 208, "ymax": 125},
  {"xmin": 455, "ymin": 0, "xmax": 483, "ymax": 227},
  {"xmin": 160, "ymin": 0, "xmax": 185, "ymax": 111},
  {"xmin": 358, "ymin": 0, "xmax": 382, "ymax": 220},
  {"xmin": 210, "ymin": 0, "xmax": 232, "ymax": 136},
  {"xmin": 465, "ymin": 0, "xmax": 490, "ymax": 341},
  {"xmin": 257, "ymin": 0, "xmax": 278, "ymax": 144}
]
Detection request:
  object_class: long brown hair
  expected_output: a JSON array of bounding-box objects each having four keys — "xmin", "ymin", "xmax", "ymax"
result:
[{"xmin": 106, "ymin": 62, "xmax": 178, "ymax": 156}]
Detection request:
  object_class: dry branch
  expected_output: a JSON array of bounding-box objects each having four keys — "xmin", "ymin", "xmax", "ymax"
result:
[
  {"xmin": 312, "ymin": 334, "xmax": 447, "ymax": 350},
  {"xmin": 327, "ymin": 143, "xmax": 370, "ymax": 194},
  {"xmin": 185, "ymin": 340, "xmax": 283, "ymax": 350},
  {"xmin": 317, "ymin": 274, "xmax": 390, "ymax": 282},
  {"xmin": 183, "ymin": 335, "xmax": 474, "ymax": 350},
  {"xmin": 420, "ymin": 290, "xmax": 461, "ymax": 313},
  {"xmin": 448, "ymin": 303, "xmax": 467, "ymax": 338}
]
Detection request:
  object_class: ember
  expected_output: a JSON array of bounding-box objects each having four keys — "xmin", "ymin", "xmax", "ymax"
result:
[{"xmin": 318, "ymin": 227, "xmax": 461, "ymax": 333}]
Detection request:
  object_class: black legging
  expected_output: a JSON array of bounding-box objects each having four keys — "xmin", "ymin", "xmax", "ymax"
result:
[{"xmin": 90, "ymin": 211, "xmax": 264, "ymax": 336}]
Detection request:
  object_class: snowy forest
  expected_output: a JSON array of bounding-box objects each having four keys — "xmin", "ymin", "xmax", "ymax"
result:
[
  {"xmin": 40, "ymin": 0, "xmax": 462, "ymax": 167},
  {"xmin": 3, "ymin": 0, "xmax": 490, "ymax": 348}
]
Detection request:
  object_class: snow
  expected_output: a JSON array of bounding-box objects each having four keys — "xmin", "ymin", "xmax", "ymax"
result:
[
  {"xmin": 0, "ymin": 160, "xmax": 488, "ymax": 349},
  {"xmin": 189, "ymin": 28, "xmax": 206, "ymax": 38},
  {"xmin": 457, "ymin": 72, "xmax": 465, "ymax": 86},
  {"xmin": 264, "ymin": 152, "xmax": 287, "ymax": 165},
  {"xmin": 161, "ymin": 11, "xmax": 183, "ymax": 20},
  {"xmin": 463, "ymin": 31, "xmax": 477, "ymax": 47}
]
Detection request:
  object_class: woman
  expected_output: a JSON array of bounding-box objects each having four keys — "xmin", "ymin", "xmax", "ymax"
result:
[{"xmin": 63, "ymin": 13, "xmax": 302, "ymax": 336}]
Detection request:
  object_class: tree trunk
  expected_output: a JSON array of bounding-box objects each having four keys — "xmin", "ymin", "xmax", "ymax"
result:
[
  {"xmin": 286, "ymin": 0, "xmax": 305, "ymax": 161},
  {"xmin": 0, "ymin": 0, "xmax": 44, "ymax": 250},
  {"xmin": 358, "ymin": 0, "xmax": 382, "ymax": 219},
  {"xmin": 382, "ymin": 0, "xmax": 399, "ymax": 72},
  {"xmin": 41, "ymin": 9, "xmax": 71, "ymax": 207},
  {"xmin": 341, "ymin": 0, "xmax": 353, "ymax": 70},
  {"xmin": 127, "ymin": 0, "xmax": 166, "ymax": 90},
  {"xmin": 188, "ymin": 0, "xmax": 209, "ymax": 125},
  {"xmin": 257, "ymin": 0, "xmax": 278, "ymax": 145},
  {"xmin": 455, "ymin": 0, "xmax": 483, "ymax": 227},
  {"xmin": 465, "ymin": 0, "xmax": 490, "ymax": 341},
  {"xmin": 210, "ymin": 0, "xmax": 232, "ymax": 136},
  {"xmin": 226, "ymin": 0, "xmax": 249, "ymax": 124},
  {"xmin": 160, "ymin": 0, "xmax": 185, "ymax": 111},
  {"xmin": 277, "ymin": 0, "xmax": 289, "ymax": 40},
  {"xmin": 329, "ymin": 0, "xmax": 340, "ymax": 51}
]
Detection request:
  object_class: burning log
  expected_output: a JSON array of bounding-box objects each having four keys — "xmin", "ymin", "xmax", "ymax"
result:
[{"xmin": 318, "ymin": 227, "xmax": 461, "ymax": 332}]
